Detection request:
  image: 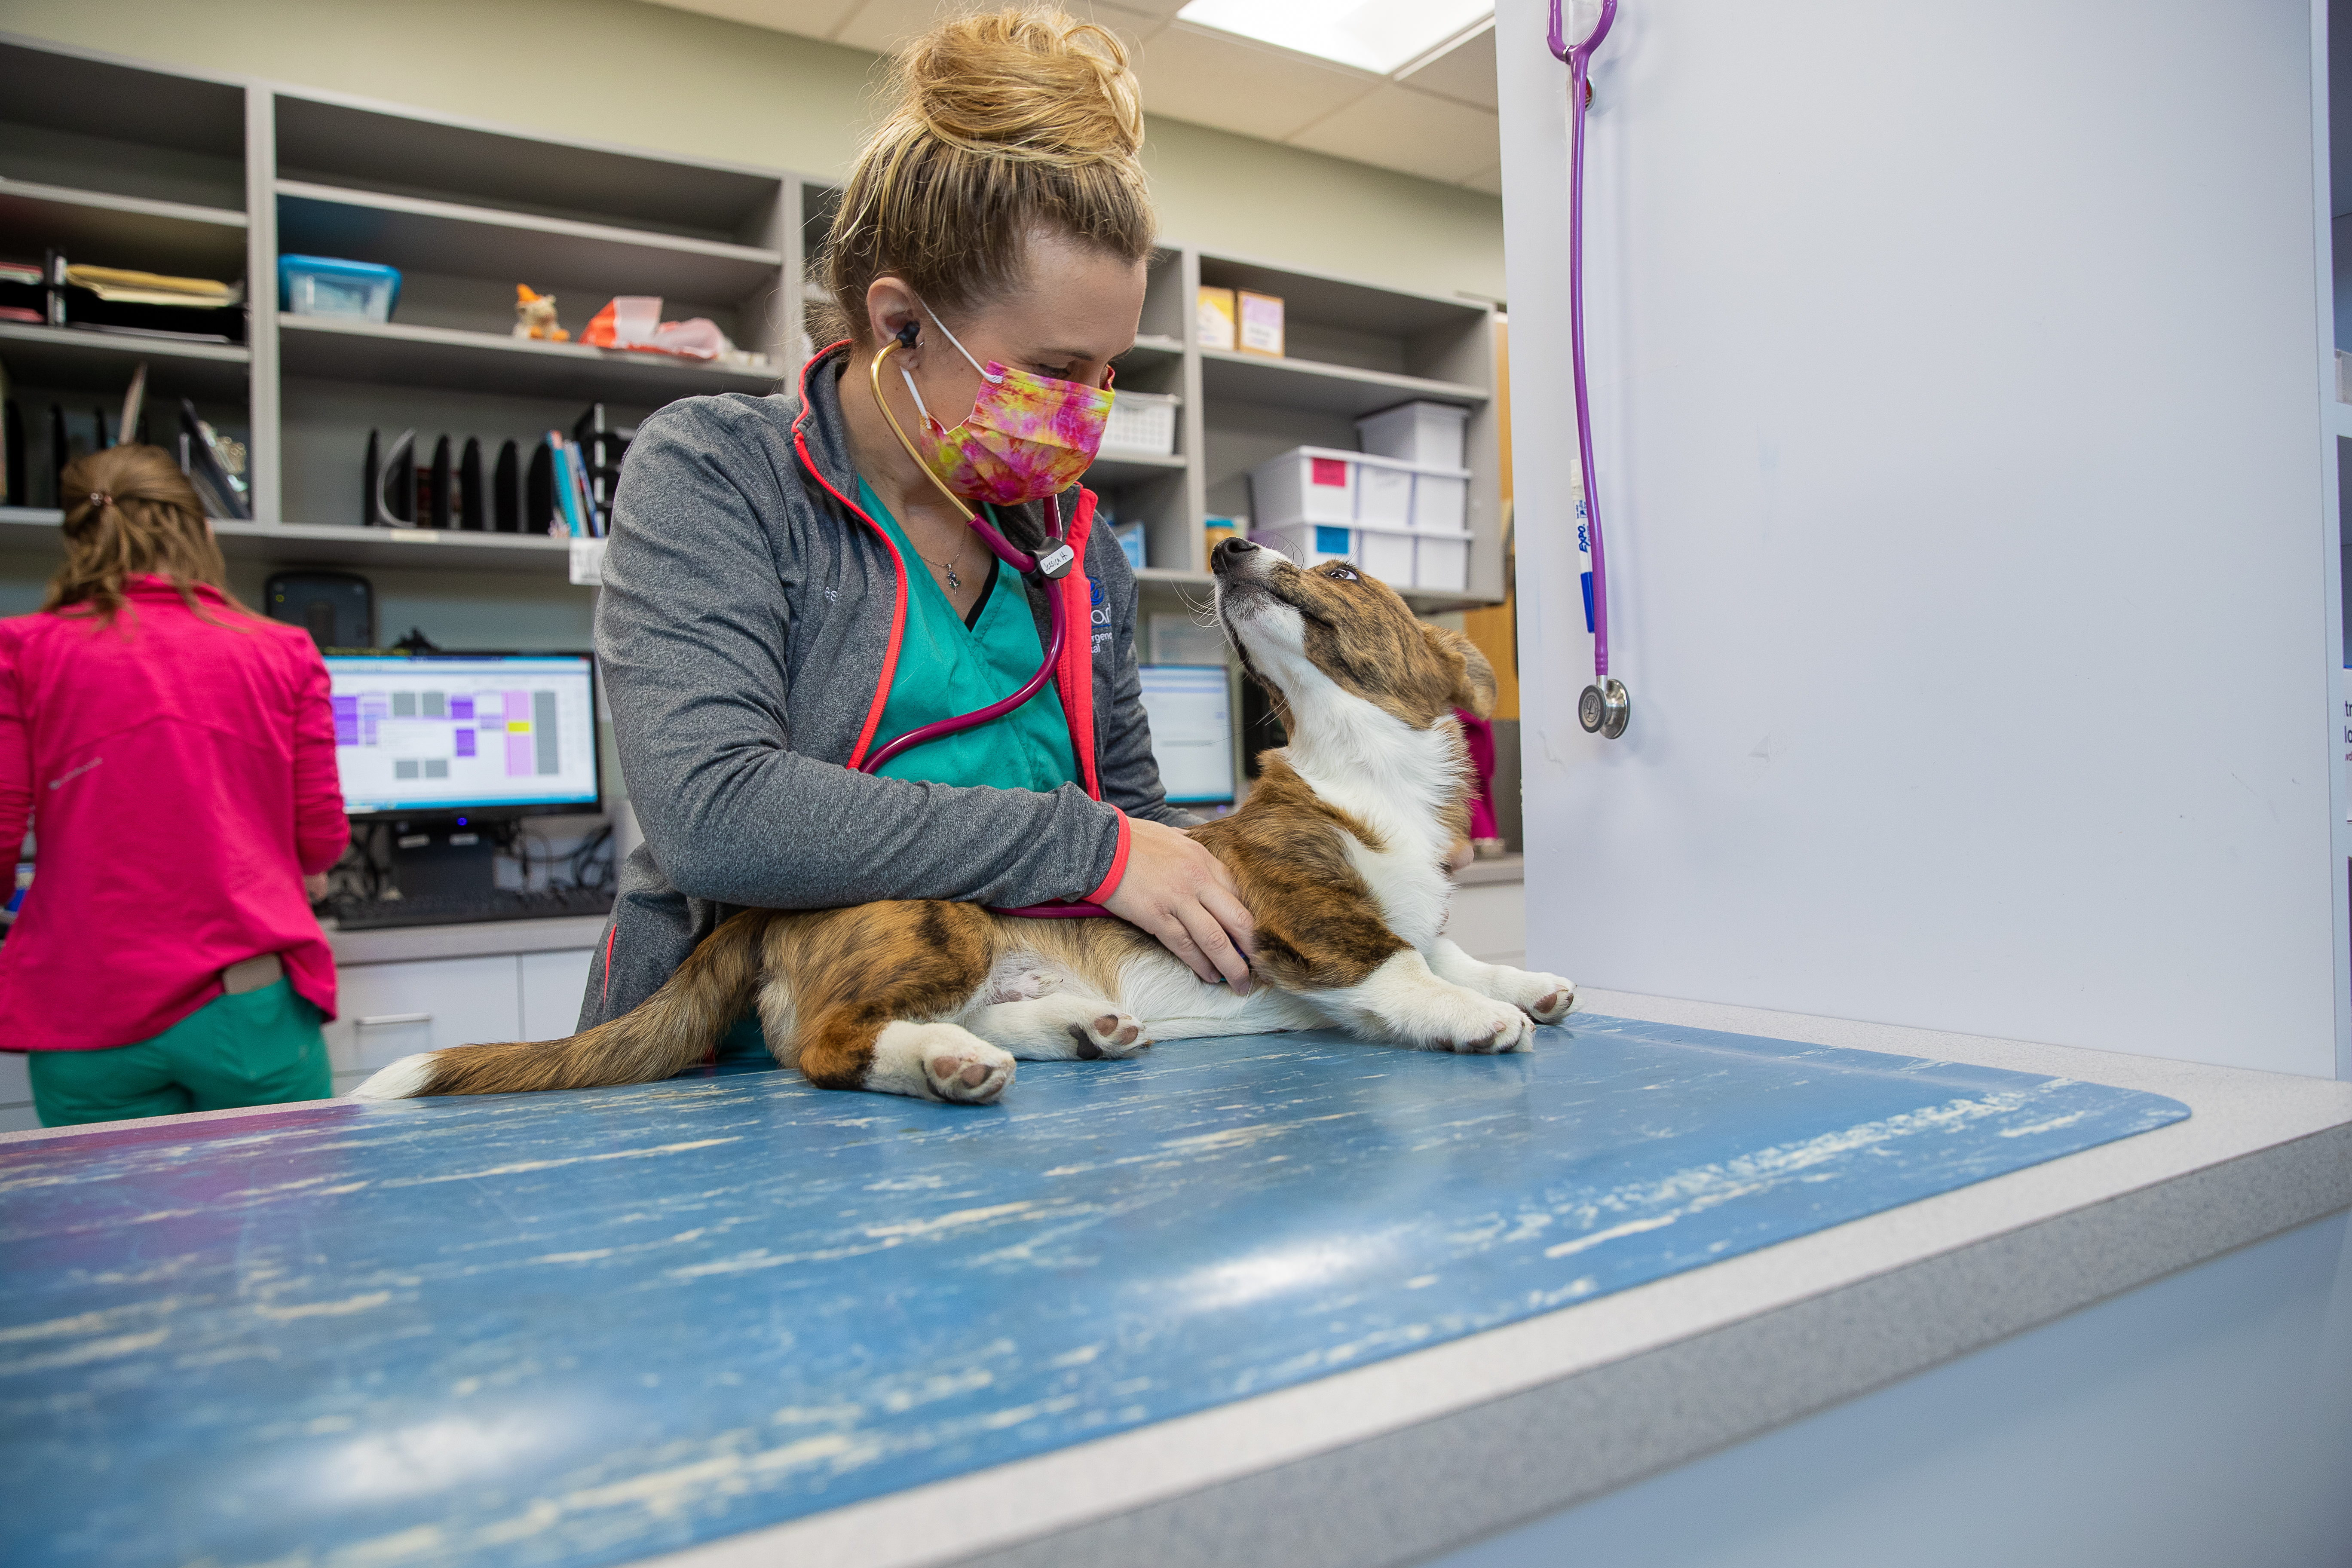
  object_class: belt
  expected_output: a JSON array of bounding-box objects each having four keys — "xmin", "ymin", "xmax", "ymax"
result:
[{"xmin": 222, "ymin": 952, "xmax": 284, "ymax": 995}]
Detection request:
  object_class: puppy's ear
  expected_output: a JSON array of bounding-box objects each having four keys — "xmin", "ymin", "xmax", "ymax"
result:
[{"xmin": 1421, "ymin": 625, "xmax": 1498, "ymax": 720}]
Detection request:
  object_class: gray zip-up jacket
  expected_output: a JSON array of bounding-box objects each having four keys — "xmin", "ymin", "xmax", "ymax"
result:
[{"xmin": 577, "ymin": 343, "xmax": 1189, "ymax": 1029}]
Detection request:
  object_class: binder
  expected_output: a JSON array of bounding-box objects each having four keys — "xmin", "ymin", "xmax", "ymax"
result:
[
  {"xmin": 428, "ymin": 435, "xmax": 453, "ymax": 529},
  {"xmin": 492, "ymin": 439, "xmax": 520, "ymax": 532},
  {"xmin": 363, "ymin": 429, "xmax": 380, "ymax": 527},
  {"xmin": 459, "ymin": 437, "xmax": 484, "ymax": 531},
  {"xmin": 526, "ymin": 438, "xmax": 554, "ymax": 535},
  {"xmin": 178, "ymin": 399, "xmax": 250, "ymax": 519}
]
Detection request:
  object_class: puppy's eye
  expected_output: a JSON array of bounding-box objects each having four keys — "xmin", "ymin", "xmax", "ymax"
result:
[{"xmin": 1324, "ymin": 566, "xmax": 1358, "ymax": 582}]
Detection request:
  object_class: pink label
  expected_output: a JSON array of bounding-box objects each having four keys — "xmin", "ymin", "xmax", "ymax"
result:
[{"xmin": 1311, "ymin": 457, "xmax": 1348, "ymax": 487}]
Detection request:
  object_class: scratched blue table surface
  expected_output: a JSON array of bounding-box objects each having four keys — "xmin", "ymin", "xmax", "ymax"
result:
[{"xmin": 0, "ymin": 1014, "xmax": 2186, "ymax": 1568}]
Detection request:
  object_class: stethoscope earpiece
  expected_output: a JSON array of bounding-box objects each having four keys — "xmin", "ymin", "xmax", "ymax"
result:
[
  {"xmin": 895, "ymin": 318, "xmax": 920, "ymax": 351},
  {"xmin": 1577, "ymin": 680, "xmax": 1629, "ymax": 738}
]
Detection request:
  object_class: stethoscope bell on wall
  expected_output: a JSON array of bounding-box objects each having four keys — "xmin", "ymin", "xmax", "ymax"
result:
[{"xmin": 1579, "ymin": 679, "xmax": 1629, "ymax": 738}]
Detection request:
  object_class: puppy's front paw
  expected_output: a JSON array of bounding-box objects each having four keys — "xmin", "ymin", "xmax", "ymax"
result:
[
  {"xmin": 1436, "ymin": 1000, "xmax": 1534, "ymax": 1055},
  {"xmin": 924, "ymin": 1041, "xmax": 1016, "ymax": 1103},
  {"xmin": 1063, "ymin": 1011, "xmax": 1152, "ymax": 1060},
  {"xmin": 1522, "ymin": 976, "xmax": 1577, "ymax": 1024}
]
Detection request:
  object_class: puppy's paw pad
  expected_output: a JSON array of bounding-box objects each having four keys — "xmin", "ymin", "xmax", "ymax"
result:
[
  {"xmin": 924, "ymin": 1044, "xmax": 1015, "ymax": 1102},
  {"xmin": 1064, "ymin": 1012, "xmax": 1152, "ymax": 1060},
  {"xmin": 1524, "ymin": 979, "xmax": 1577, "ymax": 1024}
]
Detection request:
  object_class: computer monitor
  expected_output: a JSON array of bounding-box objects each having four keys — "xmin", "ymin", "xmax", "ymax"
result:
[
  {"xmin": 1138, "ymin": 664, "xmax": 1237, "ymax": 805},
  {"xmin": 326, "ymin": 652, "xmax": 600, "ymax": 820}
]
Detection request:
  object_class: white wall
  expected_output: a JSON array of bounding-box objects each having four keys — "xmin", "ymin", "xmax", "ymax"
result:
[{"xmin": 1498, "ymin": 0, "xmax": 2347, "ymax": 1078}]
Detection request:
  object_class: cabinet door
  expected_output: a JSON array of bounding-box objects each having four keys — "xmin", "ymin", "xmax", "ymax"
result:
[
  {"xmin": 326, "ymin": 956, "xmax": 521, "ymax": 1095},
  {"xmin": 519, "ymin": 949, "xmax": 596, "ymax": 1040}
]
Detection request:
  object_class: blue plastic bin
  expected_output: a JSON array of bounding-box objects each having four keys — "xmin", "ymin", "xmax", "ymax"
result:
[{"xmin": 278, "ymin": 255, "xmax": 401, "ymax": 322}]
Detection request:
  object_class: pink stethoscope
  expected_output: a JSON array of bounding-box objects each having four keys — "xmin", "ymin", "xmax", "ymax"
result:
[{"xmin": 1552, "ymin": 0, "xmax": 1630, "ymax": 739}]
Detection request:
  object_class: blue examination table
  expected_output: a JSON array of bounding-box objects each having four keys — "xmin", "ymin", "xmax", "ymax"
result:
[{"xmin": 0, "ymin": 1014, "xmax": 2187, "ymax": 1567}]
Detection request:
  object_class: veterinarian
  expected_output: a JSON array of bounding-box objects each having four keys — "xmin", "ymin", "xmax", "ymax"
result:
[
  {"xmin": 583, "ymin": 6, "xmax": 1254, "ymax": 1038},
  {"xmin": 0, "ymin": 445, "xmax": 346, "ymax": 1125}
]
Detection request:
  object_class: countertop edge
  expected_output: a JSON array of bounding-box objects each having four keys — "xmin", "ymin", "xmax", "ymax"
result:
[{"xmin": 643, "ymin": 995, "xmax": 2352, "ymax": 1568}]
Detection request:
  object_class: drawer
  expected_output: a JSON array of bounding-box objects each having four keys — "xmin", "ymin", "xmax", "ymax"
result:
[
  {"xmin": 519, "ymin": 949, "xmax": 596, "ymax": 1040},
  {"xmin": 325, "ymin": 955, "xmax": 521, "ymax": 1076}
]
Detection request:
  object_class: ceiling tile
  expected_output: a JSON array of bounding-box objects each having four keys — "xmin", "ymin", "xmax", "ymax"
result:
[
  {"xmin": 1462, "ymin": 164, "xmax": 1504, "ymax": 196},
  {"xmin": 1285, "ymin": 82, "xmax": 1498, "ymax": 185},
  {"xmin": 833, "ymin": 0, "xmax": 1164, "ymax": 57},
  {"xmin": 1396, "ymin": 20, "xmax": 1496, "ymax": 112},
  {"xmin": 1134, "ymin": 24, "xmax": 1379, "ymax": 143},
  {"xmin": 831, "ymin": 0, "xmax": 958, "ymax": 51},
  {"xmin": 640, "ymin": 0, "xmax": 863, "ymax": 40}
]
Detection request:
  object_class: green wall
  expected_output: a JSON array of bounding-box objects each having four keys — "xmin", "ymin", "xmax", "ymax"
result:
[{"xmin": 0, "ymin": 0, "xmax": 1507, "ymax": 305}]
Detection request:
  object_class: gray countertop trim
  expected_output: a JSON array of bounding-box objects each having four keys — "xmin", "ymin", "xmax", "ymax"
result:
[
  {"xmin": 637, "ymin": 988, "xmax": 2352, "ymax": 1568},
  {"xmin": 328, "ymin": 916, "xmax": 609, "ymax": 966},
  {"xmin": 1453, "ymin": 854, "xmax": 1523, "ymax": 886}
]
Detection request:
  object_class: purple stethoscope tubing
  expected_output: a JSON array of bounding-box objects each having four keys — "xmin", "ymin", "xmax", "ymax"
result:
[{"xmin": 1550, "ymin": 0, "xmax": 1629, "ymax": 737}]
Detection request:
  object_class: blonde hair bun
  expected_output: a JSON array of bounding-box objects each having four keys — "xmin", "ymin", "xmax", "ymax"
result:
[
  {"xmin": 817, "ymin": 6, "xmax": 1157, "ymax": 344},
  {"xmin": 897, "ymin": 8, "xmax": 1144, "ymax": 166}
]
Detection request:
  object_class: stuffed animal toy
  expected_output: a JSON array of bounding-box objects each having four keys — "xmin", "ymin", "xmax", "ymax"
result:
[{"xmin": 513, "ymin": 285, "xmax": 567, "ymax": 342}]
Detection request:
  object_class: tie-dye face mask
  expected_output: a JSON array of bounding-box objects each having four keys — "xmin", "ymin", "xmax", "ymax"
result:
[{"xmin": 891, "ymin": 305, "xmax": 1115, "ymax": 507}]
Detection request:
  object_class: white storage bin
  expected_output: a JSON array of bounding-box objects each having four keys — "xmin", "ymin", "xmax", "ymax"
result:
[
  {"xmin": 1249, "ymin": 449, "xmax": 1358, "ymax": 525},
  {"xmin": 1251, "ymin": 446, "xmax": 1472, "ymax": 536},
  {"xmin": 1413, "ymin": 530, "xmax": 1470, "ymax": 592},
  {"xmin": 1101, "ymin": 389, "xmax": 1181, "ymax": 456},
  {"xmin": 1252, "ymin": 518, "xmax": 1473, "ymax": 594},
  {"xmin": 1356, "ymin": 401, "xmax": 1470, "ymax": 468},
  {"xmin": 1412, "ymin": 470, "xmax": 1469, "ymax": 533}
]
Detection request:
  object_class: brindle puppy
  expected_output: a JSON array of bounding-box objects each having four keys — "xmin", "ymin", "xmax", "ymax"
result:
[{"xmin": 355, "ymin": 539, "xmax": 1575, "ymax": 1106}]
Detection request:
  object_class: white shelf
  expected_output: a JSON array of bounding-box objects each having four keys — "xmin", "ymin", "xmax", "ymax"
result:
[
  {"xmin": 1199, "ymin": 346, "xmax": 1488, "ymax": 417},
  {"xmin": 274, "ymin": 179, "xmax": 785, "ymax": 304},
  {"xmin": 0, "ymin": 176, "xmax": 249, "ymax": 276},
  {"xmin": 0, "ymin": 506, "xmax": 584, "ymax": 576},
  {"xmin": 277, "ymin": 315, "xmax": 781, "ymax": 401},
  {"xmin": 0, "ymin": 320, "xmax": 251, "ymax": 399},
  {"xmin": 1122, "ymin": 333, "xmax": 1184, "ymax": 364},
  {"xmin": 1087, "ymin": 450, "xmax": 1188, "ymax": 487}
]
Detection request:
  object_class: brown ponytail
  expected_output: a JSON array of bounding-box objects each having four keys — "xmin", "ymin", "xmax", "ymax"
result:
[
  {"xmin": 817, "ymin": 6, "xmax": 1156, "ymax": 346},
  {"xmin": 44, "ymin": 444, "xmax": 250, "ymax": 628}
]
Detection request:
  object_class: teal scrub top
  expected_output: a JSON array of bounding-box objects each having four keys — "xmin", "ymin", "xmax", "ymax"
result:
[
  {"xmin": 857, "ymin": 478, "xmax": 1080, "ymax": 793},
  {"xmin": 717, "ymin": 483, "xmax": 1081, "ymax": 1062}
]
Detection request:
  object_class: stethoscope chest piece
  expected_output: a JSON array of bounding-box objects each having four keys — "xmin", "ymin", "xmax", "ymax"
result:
[{"xmin": 1578, "ymin": 679, "xmax": 1630, "ymax": 738}]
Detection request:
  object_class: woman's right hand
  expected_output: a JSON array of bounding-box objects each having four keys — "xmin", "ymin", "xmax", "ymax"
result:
[{"xmin": 1101, "ymin": 817, "xmax": 1256, "ymax": 994}]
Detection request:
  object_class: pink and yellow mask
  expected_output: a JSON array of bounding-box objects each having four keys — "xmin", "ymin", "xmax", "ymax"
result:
[{"xmin": 870, "ymin": 305, "xmax": 1114, "ymax": 510}]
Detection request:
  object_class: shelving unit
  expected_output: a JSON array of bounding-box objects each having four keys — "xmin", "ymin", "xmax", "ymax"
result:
[{"xmin": 0, "ymin": 29, "xmax": 1508, "ymax": 821}]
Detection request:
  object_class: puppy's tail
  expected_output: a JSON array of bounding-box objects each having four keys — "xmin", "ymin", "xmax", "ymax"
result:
[{"xmin": 352, "ymin": 910, "xmax": 777, "ymax": 1099}]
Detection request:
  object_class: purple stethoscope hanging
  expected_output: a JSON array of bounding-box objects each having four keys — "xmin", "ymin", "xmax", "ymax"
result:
[{"xmin": 1551, "ymin": 0, "xmax": 1629, "ymax": 738}]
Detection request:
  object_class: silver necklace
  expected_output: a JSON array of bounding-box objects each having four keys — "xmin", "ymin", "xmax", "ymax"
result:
[{"xmin": 922, "ymin": 533, "xmax": 971, "ymax": 594}]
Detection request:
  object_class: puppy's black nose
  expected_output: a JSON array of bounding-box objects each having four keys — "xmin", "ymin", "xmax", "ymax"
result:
[{"xmin": 1212, "ymin": 536, "xmax": 1259, "ymax": 576}]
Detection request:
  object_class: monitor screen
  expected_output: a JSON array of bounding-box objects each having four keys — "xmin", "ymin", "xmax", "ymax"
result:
[
  {"xmin": 1138, "ymin": 664, "xmax": 1236, "ymax": 805},
  {"xmin": 326, "ymin": 653, "xmax": 600, "ymax": 817}
]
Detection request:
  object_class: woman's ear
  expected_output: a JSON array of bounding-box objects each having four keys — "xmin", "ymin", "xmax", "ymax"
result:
[
  {"xmin": 1421, "ymin": 624, "xmax": 1498, "ymax": 719},
  {"xmin": 865, "ymin": 276, "xmax": 920, "ymax": 357}
]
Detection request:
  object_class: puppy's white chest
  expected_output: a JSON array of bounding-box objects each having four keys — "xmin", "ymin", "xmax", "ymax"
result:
[{"xmin": 1344, "ymin": 832, "xmax": 1450, "ymax": 949}]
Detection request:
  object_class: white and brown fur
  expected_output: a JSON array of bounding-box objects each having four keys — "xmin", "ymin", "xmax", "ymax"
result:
[{"xmin": 353, "ymin": 540, "xmax": 1575, "ymax": 1107}]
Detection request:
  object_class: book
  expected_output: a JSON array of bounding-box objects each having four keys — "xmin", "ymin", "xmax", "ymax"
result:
[{"xmin": 547, "ymin": 432, "xmax": 582, "ymax": 537}]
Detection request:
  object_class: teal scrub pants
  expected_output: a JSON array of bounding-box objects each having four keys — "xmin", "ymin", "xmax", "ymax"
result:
[{"xmin": 28, "ymin": 979, "xmax": 331, "ymax": 1127}]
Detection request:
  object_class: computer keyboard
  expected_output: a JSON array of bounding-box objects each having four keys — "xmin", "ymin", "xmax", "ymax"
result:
[{"xmin": 321, "ymin": 886, "xmax": 615, "ymax": 931}]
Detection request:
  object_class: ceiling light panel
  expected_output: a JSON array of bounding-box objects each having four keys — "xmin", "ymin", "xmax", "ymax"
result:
[{"xmin": 1173, "ymin": 0, "xmax": 1493, "ymax": 77}]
